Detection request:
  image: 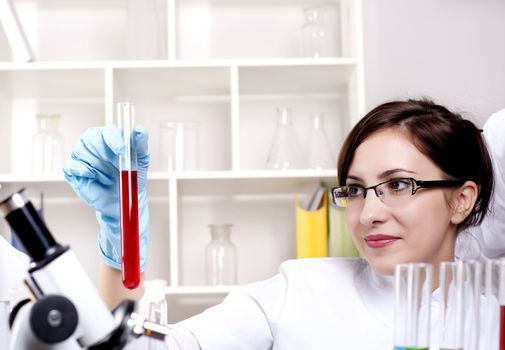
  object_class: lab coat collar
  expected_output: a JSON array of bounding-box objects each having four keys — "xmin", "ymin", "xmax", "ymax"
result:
[{"xmin": 354, "ymin": 260, "xmax": 395, "ymax": 329}]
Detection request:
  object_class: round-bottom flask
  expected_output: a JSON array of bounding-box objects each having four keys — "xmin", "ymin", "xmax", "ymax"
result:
[{"xmin": 205, "ymin": 224, "xmax": 237, "ymax": 285}]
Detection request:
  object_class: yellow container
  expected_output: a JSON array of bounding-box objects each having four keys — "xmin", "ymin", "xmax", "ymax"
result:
[{"xmin": 295, "ymin": 193, "xmax": 328, "ymax": 258}]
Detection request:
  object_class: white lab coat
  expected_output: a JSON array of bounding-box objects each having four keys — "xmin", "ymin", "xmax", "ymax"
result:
[
  {"xmin": 0, "ymin": 235, "xmax": 28, "ymax": 349},
  {"xmin": 165, "ymin": 109, "xmax": 505, "ymax": 350}
]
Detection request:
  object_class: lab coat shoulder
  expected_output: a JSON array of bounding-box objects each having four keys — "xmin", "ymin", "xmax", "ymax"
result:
[
  {"xmin": 179, "ymin": 257, "xmax": 378, "ymax": 350},
  {"xmin": 466, "ymin": 108, "xmax": 505, "ymax": 259}
]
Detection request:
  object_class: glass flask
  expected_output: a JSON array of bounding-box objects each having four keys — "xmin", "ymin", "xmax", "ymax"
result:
[
  {"xmin": 32, "ymin": 113, "xmax": 64, "ymax": 174},
  {"xmin": 304, "ymin": 112, "xmax": 335, "ymax": 170},
  {"xmin": 138, "ymin": 279, "xmax": 168, "ymax": 350},
  {"xmin": 300, "ymin": 5, "xmax": 328, "ymax": 58},
  {"xmin": 265, "ymin": 107, "xmax": 302, "ymax": 170},
  {"xmin": 158, "ymin": 121, "xmax": 199, "ymax": 171},
  {"xmin": 205, "ymin": 224, "xmax": 237, "ymax": 285}
]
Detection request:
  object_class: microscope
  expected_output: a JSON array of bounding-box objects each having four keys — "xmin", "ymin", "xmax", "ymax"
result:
[{"xmin": 0, "ymin": 189, "xmax": 170, "ymax": 350}]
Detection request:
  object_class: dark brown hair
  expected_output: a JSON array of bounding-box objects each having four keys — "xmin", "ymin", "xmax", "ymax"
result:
[{"xmin": 337, "ymin": 98, "xmax": 493, "ymax": 231}]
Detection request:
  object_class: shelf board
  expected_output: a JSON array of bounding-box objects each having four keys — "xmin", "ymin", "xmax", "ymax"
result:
[
  {"xmin": 0, "ymin": 57, "xmax": 357, "ymax": 70},
  {"xmin": 0, "ymin": 170, "xmax": 337, "ymax": 198}
]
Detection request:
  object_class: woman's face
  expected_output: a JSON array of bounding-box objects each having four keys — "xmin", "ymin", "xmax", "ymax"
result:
[{"xmin": 344, "ymin": 129, "xmax": 458, "ymax": 275}]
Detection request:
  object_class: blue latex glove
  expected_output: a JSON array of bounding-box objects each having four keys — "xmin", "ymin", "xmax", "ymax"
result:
[{"xmin": 63, "ymin": 125, "xmax": 150, "ymax": 271}]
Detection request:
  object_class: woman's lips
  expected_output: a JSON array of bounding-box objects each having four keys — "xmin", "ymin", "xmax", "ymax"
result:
[{"xmin": 364, "ymin": 234, "xmax": 400, "ymax": 248}]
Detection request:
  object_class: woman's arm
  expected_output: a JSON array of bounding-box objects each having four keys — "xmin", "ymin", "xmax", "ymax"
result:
[{"xmin": 97, "ymin": 261, "xmax": 145, "ymax": 309}]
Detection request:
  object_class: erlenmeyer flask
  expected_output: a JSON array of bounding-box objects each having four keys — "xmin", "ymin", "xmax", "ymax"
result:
[
  {"xmin": 266, "ymin": 107, "xmax": 302, "ymax": 170},
  {"xmin": 304, "ymin": 112, "xmax": 335, "ymax": 170}
]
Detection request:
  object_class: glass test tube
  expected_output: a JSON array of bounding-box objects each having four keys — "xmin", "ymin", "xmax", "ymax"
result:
[
  {"xmin": 493, "ymin": 259, "xmax": 505, "ymax": 350},
  {"xmin": 439, "ymin": 261, "xmax": 466, "ymax": 350},
  {"xmin": 394, "ymin": 263, "xmax": 432, "ymax": 350},
  {"xmin": 118, "ymin": 102, "xmax": 140, "ymax": 289}
]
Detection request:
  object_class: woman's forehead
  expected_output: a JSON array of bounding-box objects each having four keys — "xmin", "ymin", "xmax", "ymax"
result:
[{"xmin": 348, "ymin": 129, "xmax": 441, "ymax": 180}]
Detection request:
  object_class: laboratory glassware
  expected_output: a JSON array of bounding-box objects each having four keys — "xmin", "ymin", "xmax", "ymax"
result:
[
  {"xmin": 300, "ymin": 5, "xmax": 328, "ymax": 58},
  {"xmin": 117, "ymin": 102, "xmax": 140, "ymax": 289},
  {"xmin": 304, "ymin": 112, "xmax": 335, "ymax": 169},
  {"xmin": 266, "ymin": 107, "xmax": 302, "ymax": 170},
  {"xmin": 205, "ymin": 224, "xmax": 237, "ymax": 285},
  {"xmin": 126, "ymin": 0, "xmax": 166, "ymax": 59},
  {"xmin": 394, "ymin": 263, "xmax": 432, "ymax": 350},
  {"xmin": 139, "ymin": 279, "xmax": 168, "ymax": 350},
  {"xmin": 438, "ymin": 261, "xmax": 475, "ymax": 350},
  {"xmin": 158, "ymin": 120, "xmax": 199, "ymax": 171},
  {"xmin": 483, "ymin": 259, "xmax": 505, "ymax": 350},
  {"xmin": 32, "ymin": 113, "xmax": 64, "ymax": 174}
]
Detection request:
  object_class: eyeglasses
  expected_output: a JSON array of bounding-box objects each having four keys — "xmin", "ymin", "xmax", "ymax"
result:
[{"xmin": 331, "ymin": 177, "xmax": 466, "ymax": 209}]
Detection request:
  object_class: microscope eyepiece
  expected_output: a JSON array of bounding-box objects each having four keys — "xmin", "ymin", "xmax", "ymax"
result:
[{"xmin": 0, "ymin": 189, "xmax": 63, "ymax": 264}]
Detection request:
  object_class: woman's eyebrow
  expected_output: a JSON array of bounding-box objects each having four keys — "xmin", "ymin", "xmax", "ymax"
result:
[
  {"xmin": 377, "ymin": 168, "xmax": 416, "ymax": 179},
  {"xmin": 346, "ymin": 168, "xmax": 416, "ymax": 183}
]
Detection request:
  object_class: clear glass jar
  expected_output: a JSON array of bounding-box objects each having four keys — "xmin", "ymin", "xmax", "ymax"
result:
[
  {"xmin": 304, "ymin": 112, "xmax": 335, "ymax": 169},
  {"xmin": 138, "ymin": 279, "xmax": 168, "ymax": 350},
  {"xmin": 265, "ymin": 107, "xmax": 302, "ymax": 170},
  {"xmin": 205, "ymin": 224, "xmax": 237, "ymax": 285},
  {"xmin": 32, "ymin": 113, "xmax": 64, "ymax": 174},
  {"xmin": 300, "ymin": 5, "xmax": 328, "ymax": 58}
]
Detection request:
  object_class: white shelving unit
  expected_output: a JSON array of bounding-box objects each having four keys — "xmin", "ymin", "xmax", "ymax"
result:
[{"xmin": 0, "ymin": 0, "xmax": 364, "ymax": 322}]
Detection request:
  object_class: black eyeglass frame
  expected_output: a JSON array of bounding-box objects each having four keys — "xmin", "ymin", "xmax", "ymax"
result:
[{"xmin": 330, "ymin": 177, "xmax": 467, "ymax": 207}]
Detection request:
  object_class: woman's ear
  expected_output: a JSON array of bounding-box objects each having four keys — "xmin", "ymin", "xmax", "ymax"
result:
[{"xmin": 450, "ymin": 181, "xmax": 479, "ymax": 225}]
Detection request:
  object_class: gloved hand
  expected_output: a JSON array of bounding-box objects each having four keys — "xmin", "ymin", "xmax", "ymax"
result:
[{"xmin": 63, "ymin": 125, "xmax": 150, "ymax": 271}]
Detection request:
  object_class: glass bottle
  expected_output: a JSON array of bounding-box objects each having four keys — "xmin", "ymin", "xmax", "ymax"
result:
[
  {"xmin": 300, "ymin": 5, "xmax": 328, "ymax": 58},
  {"xmin": 138, "ymin": 279, "xmax": 168, "ymax": 350},
  {"xmin": 32, "ymin": 113, "xmax": 64, "ymax": 174},
  {"xmin": 265, "ymin": 107, "xmax": 302, "ymax": 170},
  {"xmin": 205, "ymin": 224, "xmax": 237, "ymax": 285},
  {"xmin": 304, "ymin": 112, "xmax": 335, "ymax": 170}
]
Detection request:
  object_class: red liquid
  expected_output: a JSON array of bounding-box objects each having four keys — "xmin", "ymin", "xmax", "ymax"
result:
[
  {"xmin": 501, "ymin": 305, "xmax": 505, "ymax": 350},
  {"xmin": 120, "ymin": 170, "xmax": 140, "ymax": 289}
]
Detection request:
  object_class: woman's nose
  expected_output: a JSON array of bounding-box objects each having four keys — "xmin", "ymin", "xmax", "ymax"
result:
[{"xmin": 358, "ymin": 190, "xmax": 388, "ymax": 226}]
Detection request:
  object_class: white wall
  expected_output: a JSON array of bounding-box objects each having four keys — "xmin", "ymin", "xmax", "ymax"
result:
[{"xmin": 362, "ymin": 0, "xmax": 505, "ymax": 126}]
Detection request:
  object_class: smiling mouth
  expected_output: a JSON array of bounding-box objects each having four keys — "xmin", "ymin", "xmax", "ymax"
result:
[{"xmin": 364, "ymin": 235, "xmax": 400, "ymax": 249}]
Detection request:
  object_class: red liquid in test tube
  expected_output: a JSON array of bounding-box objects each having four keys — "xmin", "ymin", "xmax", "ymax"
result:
[
  {"xmin": 120, "ymin": 170, "xmax": 140, "ymax": 289},
  {"xmin": 501, "ymin": 305, "xmax": 505, "ymax": 350},
  {"xmin": 118, "ymin": 102, "xmax": 140, "ymax": 289}
]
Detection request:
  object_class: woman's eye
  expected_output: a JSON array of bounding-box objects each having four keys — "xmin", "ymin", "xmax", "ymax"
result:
[
  {"xmin": 347, "ymin": 186, "xmax": 363, "ymax": 197},
  {"xmin": 387, "ymin": 179, "xmax": 411, "ymax": 192}
]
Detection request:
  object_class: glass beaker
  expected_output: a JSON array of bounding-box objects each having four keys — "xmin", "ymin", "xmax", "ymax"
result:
[
  {"xmin": 394, "ymin": 263, "xmax": 432, "ymax": 350},
  {"xmin": 158, "ymin": 121, "xmax": 199, "ymax": 172},
  {"xmin": 304, "ymin": 112, "xmax": 335, "ymax": 170},
  {"xmin": 300, "ymin": 5, "xmax": 328, "ymax": 58},
  {"xmin": 32, "ymin": 113, "xmax": 64, "ymax": 174},
  {"xmin": 265, "ymin": 107, "xmax": 302, "ymax": 170},
  {"xmin": 205, "ymin": 224, "xmax": 237, "ymax": 286},
  {"xmin": 138, "ymin": 279, "xmax": 168, "ymax": 350}
]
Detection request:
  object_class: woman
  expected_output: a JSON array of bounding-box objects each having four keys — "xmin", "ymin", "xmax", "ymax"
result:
[{"xmin": 23, "ymin": 99, "xmax": 505, "ymax": 348}]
